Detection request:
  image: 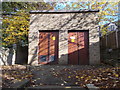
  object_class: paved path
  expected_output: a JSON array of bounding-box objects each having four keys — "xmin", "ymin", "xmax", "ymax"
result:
[
  {"xmin": 29, "ymin": 65, "xmax": 101, "ymax": 86},
  {"xmin": 28, "ymin": 65, "xmax": 111, "ymax": 88},
  {"xmin": 31, "ymin": 65, "xmax": 64, "ymax": 85},
  {"xmin": 30, "ymin": 65, "xmax": 74, "ymax": 86}
]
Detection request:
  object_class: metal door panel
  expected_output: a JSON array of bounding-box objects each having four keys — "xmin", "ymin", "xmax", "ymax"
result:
[
  {"xmin": 39, "ymin": 33, "xmax": 49, "ymax": 63},
  {"xmin": 38, "ymin": 31, "xmax": 59, "ymax": 64},
  {"xmin": 68, "ymin": 31, "xmax": 89, "ymax": 65},
  {"xmin": 68, "ymin": 32, "xmax": 79, "ymax": 64},
  {"xmin": 78, "ymin": 32, "xmax": 89, "ymax": 65},
  {"xmin": 49, "ymin": 32, "xmax": 58, "ymax": 64}
]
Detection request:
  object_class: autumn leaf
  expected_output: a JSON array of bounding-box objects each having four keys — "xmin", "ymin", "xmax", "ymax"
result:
[
  {"xmin": 76, "ymin": 76, "xmax": 79, "ymax": 78},
  {"xmin": 75, "ymin": 82, "xmax": 78, "ymax": 85},
  {"xmin": 115, "ymin": 74, "xmax": 119, "ymax": 77},
  {"xmin": 80, "ymin": 76, "xmax": 84, "ymax": 79},
  {"xmin": 68, "ymin": 76, "xmax": 71, "ymax": 78}
]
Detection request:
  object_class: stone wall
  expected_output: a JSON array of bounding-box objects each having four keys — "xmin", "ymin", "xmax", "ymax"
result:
[
  {"xmin": 0, "ymin": 45, "xmax": 28, "ymax": 65},
  {"xmin": 0, "ymin": 47, "xmax": 16, "ymax": 65},
  {"xmin": 29, "ymin": 12, "xmax": 100, "ymax": 65}
]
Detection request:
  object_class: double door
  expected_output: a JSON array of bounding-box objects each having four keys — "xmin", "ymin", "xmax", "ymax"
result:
[{"xmin": 39, "ymin": 31, "xmax": 89, "ymax": 65}]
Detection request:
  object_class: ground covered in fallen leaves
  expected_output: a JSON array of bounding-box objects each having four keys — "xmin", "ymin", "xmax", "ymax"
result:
[
  {"xmin": 52, "ymin": 66, "xmax": 120, "ymax": 89},
  {"xmin": 1, "ymin": 64, "xmax": 120, "ymax": 89},
  {"xmin": 1, "ymin": 65, "xmax": 33, "ymax": 88}
]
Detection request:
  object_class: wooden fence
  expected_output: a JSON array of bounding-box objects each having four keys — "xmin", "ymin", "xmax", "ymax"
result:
[{"xmin": 100, "ymin": 30, "xmax": 120, "ymax": 50}]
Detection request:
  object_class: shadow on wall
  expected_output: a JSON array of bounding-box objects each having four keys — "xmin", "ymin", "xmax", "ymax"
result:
[
  {"xmin": 28, "ymin": 46, "xmax": 38, "ymax": 65},
  {"xmin": 59, "ymin": 40, "xmax": 100, "ymax": 65},
  {"xmin": 27, "ymin": 39, "xmax": 100, "ymax": 65},
  {"xmin": 34, "ymin": 34, "xmax": 100, "ymax": 65},
  {"xmin": 61, "ymin": 48, "xmax": 89, "ymax": 65},
  {"xmin": 29, "ymin": 12, "xmax": 100, "ymax": 65},
  {"xmin": 30, "ymin": 13, "xmax": 98, "ymax": 31},
  {"xmin": 37, "ymin": 41, "xmax": 100, "ymax": 65},
  {"xmin": 1, "ymin": 39, "xmax": 100, "ymax": 65}
]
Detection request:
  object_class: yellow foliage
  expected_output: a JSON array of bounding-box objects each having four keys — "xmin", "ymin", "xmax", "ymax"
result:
[
  {"xmin": 114, "ymin": 74, "xmax": 119, "ymax": 77},
  {"xmin": 75, "ymin": 82, "xmax": 78, "ymax": 84},
  {"xmin": 68, "ymin": 76, "xmax": 71, "ymax": 78},
  {"xmin": 80, "ymin": 76, "xmax": 84, "ymax": 79},
  {"xmin": 76, "ymin": 76, "xmax": 79, "ymax": 78},
  {"xmin": 2, "ymin": 10, "xmax": 29, "ymax": 46}
]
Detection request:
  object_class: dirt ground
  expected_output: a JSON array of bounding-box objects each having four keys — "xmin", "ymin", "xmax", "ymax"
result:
[{"xmin": 1, "ymin": 64, "xmax": 120, "ymax": 89}]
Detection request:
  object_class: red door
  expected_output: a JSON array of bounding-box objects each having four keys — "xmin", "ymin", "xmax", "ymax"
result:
[
  {"xmin": 68, "ymin": 31, "xmax": 89, "ymax": 65},
  {"xmin": 38, "ymin": 31, "xmax": 59, "ymax": 64}
]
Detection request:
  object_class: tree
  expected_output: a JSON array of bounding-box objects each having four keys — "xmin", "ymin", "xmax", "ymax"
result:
[
  {"xmin": 2, "ymin": 2, "xmax": 54, "ymax": 47},
  {"xmin": 2, "ymin": 10, "xmax": 29, "ymax": 47},
  {"xmin": 1, "ymin": 2, "xmax": 55, "ymax": 65}
]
